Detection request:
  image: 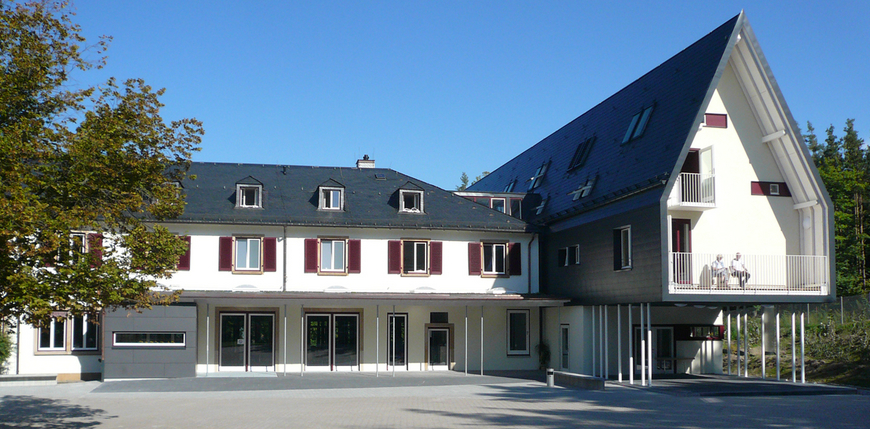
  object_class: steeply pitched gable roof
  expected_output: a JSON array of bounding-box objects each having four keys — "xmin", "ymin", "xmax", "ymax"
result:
[
  {"xmin": 469, "ymin": 14, "xmax": 742, "ymax": 224},
  {"xmin": 172, "ymin": 162, "xmax": 529, "ymax": 232}
]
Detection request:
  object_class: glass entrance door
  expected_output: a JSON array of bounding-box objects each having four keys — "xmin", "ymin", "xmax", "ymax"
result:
[
  {"xmin": 428, "ymin": 328, "xmax": 449, "ymax": 370},
  {"xmin": 388, "ymin": 314, "xmax": 407, "ymax": 370},
  {"xmin": 305, "ymin": 313, "xmax": 359, "ymax": 371},
  {"xmin": 560, "ymin": 325, "xmax": 570, "ymax": 371},
  {"xmin": 220, "ymin": 312, "xmax": 275, "ymax": 372},
  {"xmin": 634, "ymin": 326, "xmax": 675, "ymax": 374}
]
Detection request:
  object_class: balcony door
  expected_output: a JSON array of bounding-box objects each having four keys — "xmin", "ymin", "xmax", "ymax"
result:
[{"xmin": 671, "ymin": 218, "xmax": 692, "ymax": 284}]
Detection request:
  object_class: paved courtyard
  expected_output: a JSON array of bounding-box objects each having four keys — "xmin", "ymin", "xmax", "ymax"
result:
[{"xmin": 1, "ymin": 372, "xmax": 867, "ymax": 428}]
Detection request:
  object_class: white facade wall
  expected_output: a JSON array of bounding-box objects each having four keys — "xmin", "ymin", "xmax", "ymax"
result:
[
  {"xmin": 13, "ymin": 324, "xmax": 102, "ymax": 376},
  {"xmin": 671, "ymin": 63, "xmax": 800, "ymax": 257}
]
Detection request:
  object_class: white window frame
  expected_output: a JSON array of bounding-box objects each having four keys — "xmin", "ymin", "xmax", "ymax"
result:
[
  {"xmin": 37, "ymin": 318, "xmax": 66, "ymax": 351},
  {"xmin": 622, "ymin": 105, "xmax": 654, "ymax": 144},
  {"xmin": 402, "ymin": 240, "xmax": 428, "ymax": 274},
  {"xmin": 71, "ymin": 315, "xmax": 99, "ymax": 351},
  {"xmin": 570, "ymin": 244, "xmax": 580, "ymax": 265},
  {"xmin": 506, "ymin": 309, "xmax": 530, "ymax": 356},
  {"xmin": 491, "ymin": 198, "xmax": 506, "ymax": 213},
  {"xmin": 234, "ymin": 237, "xmax": 262, "ymax": 271},
  {"xmin": 509, "ymin": 198, "xmax": 522, "ymax": 219},
  {"xmin": 319, "ymin": 187, "xmax": 344, "ymax": 211},
  {"xmin": 236, "ymin": 184, "xmax": 262, "ymax": 208},
  {"xmin": 399, "ymin": 190, "xmax": 424, "ymax": 213},
  {"xmin": 528, "ymin": 162, "xmax": 548, "ymax": 191},
  {"xmin": 320, "ymin": 238, "xmax": 347, "ymax": 273},
  {"xmin": 504, "ymin": 180, "xmax": 516, "ymax": 192},
  {"xmin": 37, "ymin": 313, "xmax": 100, "ymax": 353},
  {"xmin": 618, "ymin": 226, "xmax": 632, "ymax": 270},
  {"xmin": 112, "ymin": 332, "xmax": 187, "ymax": 347},
  {"xmin": 770, "ymin": 183, "xmax": 780, "ymax": 196},
  {"xmin": 482, "ymin": 242, "xmax": 507, "ymax": 275}
]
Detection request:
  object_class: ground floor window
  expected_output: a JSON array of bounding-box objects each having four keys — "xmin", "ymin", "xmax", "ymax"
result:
[
  {"xmin": 37, "ymin": 314, "xmax": 99, "ymax": 353},
  {"xmin": 306, "ymin": 312, "xmax": 360, "ymax": 371},
  {"xmin": 388, "ymin": 314, "xmax": 407, "ymax": 368},
  {"xmin": 560, "ymin": 324, "xmax": 570, "ymax": 370},
  {"xmin": 507, "ymin": 309, "xmax": 530, "ymax": 355},
  {"xmin": 219, "ymin": 312, "xmax": 274, "ymax": 371}
]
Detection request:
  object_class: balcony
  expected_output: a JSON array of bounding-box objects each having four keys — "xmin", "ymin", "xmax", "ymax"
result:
[
  {"xmin": 668, "ymin": 252, "xmax": 829, "ymax": 295},
  {"xmin": 668, "ymin": 173, "xmax": 715, "ymax": 209}
]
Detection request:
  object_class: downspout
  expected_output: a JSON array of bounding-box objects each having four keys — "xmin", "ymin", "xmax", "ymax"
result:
[{"xmin": 282, "ymin": 226, "xmax": 287, "ymax": 292}]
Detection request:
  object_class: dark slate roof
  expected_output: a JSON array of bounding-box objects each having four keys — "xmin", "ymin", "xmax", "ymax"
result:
[
  {"xmin": 469, "ymin": 14, "xmax": 742, "ymax": 225},
  {"xmin": 171, "ymin": 162, "xmax": 529, "ymax": 232}
]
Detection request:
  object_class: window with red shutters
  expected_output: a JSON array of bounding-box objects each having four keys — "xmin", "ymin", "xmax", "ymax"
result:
[
  {"xmin": 429, "ymin": 241, "xmax": 442, "ymax": 275},
  {"xmin": 263, "ymin": 237, "xmax": 277, "ymax": 272},
  {"xmin": 387, "ymin": 240, "xmax": 402, "ymax": 274},
  {"xmin": 218, "ymin": 237, "xmax": 233, "ymax": 271},
  {"xmin": 348, "ymin": 239, "xmax": 361, "ymax": 273},
  {"xmin": 508, "ymin": 242, "xmax": 521, "ymax": 276},
  {"xmin": 177, "ymin": 236, "xmax": 191, "ymax": 271},
  {"xmin": 304, "ymin": 238, "xmax": 318, "ymax": 273},
  {"xmin": 468, "ymin": 242, "xmax": 482, "ymax": 275}
]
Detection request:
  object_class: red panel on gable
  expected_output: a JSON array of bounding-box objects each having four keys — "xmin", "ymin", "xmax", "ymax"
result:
[{"xmin": 705, "ymin": 113, "xmax": 727, "ymax": 128}]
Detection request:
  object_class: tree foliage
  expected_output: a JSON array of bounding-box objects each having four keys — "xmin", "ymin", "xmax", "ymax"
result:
[
  {"xmin": 455, "ymin": 171, "xmax": 489, "ymax": 191},
  {"xmin": 0, "ymin": 1, "xmax": 203, "ymax": 325},
  {"xmin": 805, "ymin": 120, "xmax": 868, "ymax": 296}
]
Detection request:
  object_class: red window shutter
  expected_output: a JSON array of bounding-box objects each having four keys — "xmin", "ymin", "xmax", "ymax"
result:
[
  {"xmin": 705, "ymin": 113, "xmax": 727, "ymax": 128},
  {"xmin": 177, "ymin": 236, "xmax": 191, "ymax": 271},
  {"xmin": 218, "ymin": 236, "xmax": 233, "ymax": 271},
  {"xmin": 263, "ymin": 237, "xmax": 277, "ymax": 272},
  {"xmin": 468, "ymin": 242, "xmax": 482, "ymax": 275},
  {"xmin": 88, "ymin": 233, "xmax": 103, "ymax": 267},
  {"xmin": 430, "ymin": 241, "xmax": 442, "ymax": 275},
  {"xmin": 750, "ymin": 181, "xmax": 764, "ymax": 195},
  {"xmin": 388, "ymin": 240, "xmax": 402, "ymax": 274},
  {"xmin": 304, "ymin": 238, "xmax": 318, "ymax": 273},
  {"xmin": 348, "ymin": 239, "xmax": 361, "ymax": 273},
  {"xmin": 508, "ymin": 242, "xmax": 522, "ymax": 276}
]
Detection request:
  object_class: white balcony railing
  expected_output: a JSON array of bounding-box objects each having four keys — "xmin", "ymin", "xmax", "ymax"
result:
[
  {"xmin": 668, "ymin": 173, "xmax": 715, "ymax": 208},
  {"xmin": 669, "ymin": 252, "xmax": 829, "ymax": 295}
]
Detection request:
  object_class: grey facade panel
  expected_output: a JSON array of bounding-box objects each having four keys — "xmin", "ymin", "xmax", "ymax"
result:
[
  {"xmin": 103, "ymin": 306, "xmax": 197, "ymax": 379},
  {"xmin": 543, "ymin": 204, "xmax": 662, "ymax": 304}
]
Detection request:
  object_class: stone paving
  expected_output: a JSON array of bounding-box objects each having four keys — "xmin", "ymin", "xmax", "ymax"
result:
[{"xmin": 0, "ymin": 372, "xmax": 867, "ymax": 428}]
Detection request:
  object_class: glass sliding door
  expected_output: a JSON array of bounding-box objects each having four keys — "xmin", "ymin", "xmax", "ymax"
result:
[
  {"xmin": 428, "ymin": 328, "xmax": 449, "ymax": 370},
  {"xmin": 219, "ymin": 312, "xmax": 275, "ymax": 372},
  {"xmin": 306, "ymin": 314, "xmax": 331, "ymax": 371},
  {"xmin": 220, "ymin": 314, "xmax": 246, "ymax": 371},
  {"xmin": 388, "ymin": 314, "xmax": 407, "ymax": 369},
  {"xmin": 305, "ymin": 313, "xmax": 360, "ymax": 371},
  {"xmin": 333, "ymin": 315, "xmax": 358, "ymax": 371},
  {"xmin": 248, "ymin": 314, "xmax": 274, "ymax": 371}
]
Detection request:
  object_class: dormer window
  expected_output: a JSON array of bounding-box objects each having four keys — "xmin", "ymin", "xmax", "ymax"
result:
[
  {"xmin": 569, "ymin": 137, "xmax": 595, "ymax": 170},
  {"xmin": 400, "ymin": 189, "xmax": 424, "ymax": 213},
  {"xmin": 528, "ymin": 162, "xmax": 549, "ymax": 191},
  {"xmin": 320, "ymin": 187, "xmax": 344, "ymax": 211},
  {"xmin": 622, "ymin": 105, "xmax": 654, "ymax": 144},
  {"xmin": 236, "ymin": 184, "xmax": 262, "ymax": 208}
]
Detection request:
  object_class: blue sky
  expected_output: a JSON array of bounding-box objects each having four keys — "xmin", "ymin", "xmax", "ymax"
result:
[{"xmin": 69, "ymin": 1, "xmax": 869, "ymax": 190}]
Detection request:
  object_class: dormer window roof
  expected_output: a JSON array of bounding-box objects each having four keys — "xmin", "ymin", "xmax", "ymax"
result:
[
  {"xmin": 622, "ymin": 105, "xmax": 654, "ymax": 144},
  {"xmin": 399, "ymin": 182, "xmax": 425, "ymax": 214},
  {"xmin": 318, "ymin": 179, "xmax": 345, "ymax": 211},
  {"xmin": 235, "ymin": 176, "xmax": 263, "ymax": 208}
]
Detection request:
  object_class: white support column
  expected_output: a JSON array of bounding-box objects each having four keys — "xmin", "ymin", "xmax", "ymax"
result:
[
  {"xmin": 480, "ymin": 305, "xmax": 484, "ymax": 376},
  {"xmin": 465, "ymin": 306, "xmax": 468, "ymax": 376},
  {"xmin": 801, "ymin": 312, "xmax": 806, "ymax": 384},
  {"xmin": 376, "ymin": 305, "xmax": 379, "ymax": 377},
  {"xmin": 735, "ymin": 309, "xmax": 741, "ymax": 376},
  {"xmin": 604, "ymin": 305, "xmax": 609, "ymax": 380},
  {"xmin": 646, "ymin": 303, "xmax": 652, "ymax": 386},
  {"xmin": 776, "ymin": 311, "xmax": 781, "ymax": 380},
  {"xmin": 205, "ymin": 303, "xmax": 210, "ymax": 376},
  {"xmin": 726, "ymin": 310, "xmax": 731, "ymax": 376},
  {"xmin": 283, "ymin": 304, "xmax": 288, "ymax": 376},
  {"xmin": 761, "ymin": 308, "xmax": 766, "ymax": 379},
  {"xmin": 617, "ymin": 304, "xmax": 622, "ymax": 383},
  {"xmin": 599, "ymin": 306, "xmax": 604, "ymax": 378},
  {"xmin": 640, "ymin": 303, "xmax": 646, "ymax": 387},
  {"xmin": 592, "ymin": 306, "xmax": 596, "ymax": 377},
  {"xmin": 392, "ymin": 305, "xmax": 396, "ymax": 378},
  {"xmin": 791, "ymin": 312, "xmax": 796, "ymax": 382},
  {"xmin": 300, "ymin": 304, "xmax": 304, "ymax": 377},
  {"xmin": 743, "ymin": 311, "xmax": 748, "ymax": 377},
  {"xmin": 628, "ymin": 304, "xmax": 634, "ymax": 385}
]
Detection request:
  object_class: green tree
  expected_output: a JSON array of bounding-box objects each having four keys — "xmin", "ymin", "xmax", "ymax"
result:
[
  {"xmin": 0, "ymin": 1, "xmax": 203, "ymax": 326},
  {"xmin": 455, "ymin": 171, "xmax": 490, "ymax": 191}
]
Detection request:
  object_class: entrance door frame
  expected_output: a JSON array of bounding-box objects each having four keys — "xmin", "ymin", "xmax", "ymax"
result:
[
  {"xmin": 424, "ymin": 323, "xmax": 454, "ymax": 371},
  {"xmin": 560, "ymin": 324, "xmax": 570, "ymax": 371},
  {"xmin": 217, "ymin": 310, "xmax": 277, "ymax": 372},
  {"xmin": 304, "ymin": 311, "xmax": 361, "ymax": 372},
  {"xmin": 388, "ymin": 313, "xmax": 408, "ymax": 371},
  {"xmin": 633, "ymin": 326, "xmax": 675, "ymax": 374}
]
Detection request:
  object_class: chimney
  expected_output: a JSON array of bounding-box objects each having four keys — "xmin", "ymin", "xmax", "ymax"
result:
[{"xmin": 356, "ymin": 154, "xmax": 375, "ymax": 169}]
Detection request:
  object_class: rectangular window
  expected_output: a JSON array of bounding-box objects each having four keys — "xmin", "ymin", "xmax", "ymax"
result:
[
  {"xmin": 558, "ymin": 248, "xmax": 568, "ymax": 267},
  {"xmin": 320, "ymin": 187, "xmax": 343, "ymax": 210},
  {"xmin": 569, "ymin": 245, "xmax": 579, "ymax": 265},
  {"xmin": 770, "ymin": 183, "xmax": 780, "ymax": 195},
  {"xmin": 491, "ymin": 198, "xmax": 506, "ymax": 213},
  {"xmin": 750, "ymin": 181, "xmax": 791, "ymax": 197},
  {"xmin": 38, "ymin": 314, "xmax": 100, "ymax": 353},
  {"xmin": 504, "ymin": 180, "xmax": 516, "ymax": 192},
  {"xmin": 38, "ymin": 318, "xmax": 66, "ymax": 351},
  {"xmin": 400, "ymin": 190, "xmax": 423, "ymax": 213},
  {"xmin": 528, "ymin": 162, "xmax": 548, "ymax": 191},
  {"xmin": 613, "ymin": 226, "xmax": 632, "ymax": 270},
  {"xmin": 237, "ymin": 185, "xmax": 262, "ymax": 208},
  {"xmin": 622, "ymin": 105, "xmax": 654, "ymax": 144},
  {"xmin": 704, "ymin": 113, "xmax": 727, "ymax": 128},
  {"xmin": 320, "ymin": 239, "xmax": 346, "ymax": 272},
  {"xmin": 72, "ymin": 315, "xmax": 99, "ymax": 350},
  {"xmin": 507, "ymin": 309, "xmax": 530, "ymax": 355},
  {"xmin": 402, "ymin": 241, "xmax": 428, "ymax": 274},
  {"xmin": 509, "ymin": 198, "xmax": 522, "ymax": 219},
  {"xmin": 235, "ymin": 237, "xmax": 261, "ymax": 271},
  {"xmin": 113, "ymin": 332, "xmax": 186, "ymax": 347},
  {"xmin": 483, "ymin": 243, "xmax": 506, "ymax": 275},
  {"xmin": 569, "ymin": 137, "xmax": 595, "ymax": 170}
]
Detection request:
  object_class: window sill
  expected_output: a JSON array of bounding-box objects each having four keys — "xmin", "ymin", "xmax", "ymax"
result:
[
  {"xmin": 318, "ymin": 271, "xmax": 349, "ymax": 276},
  {"xmin": 481, "ymin": 273, "xmax": 509, "ymax": 278},
  {"xmin": 34, "ymin": 350, "xmax": 101, "ymax": 356},
  {"xmin": 231, "ymin": 269, "xmax": 264, "ymax": 275},
  {"xmin": 507, "ymin": 352, "xmax": 531, "ymax": 357},
  {"xmin": 401, "ymin": 272, "xmax": 430, "ymax": 277}
]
